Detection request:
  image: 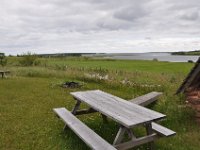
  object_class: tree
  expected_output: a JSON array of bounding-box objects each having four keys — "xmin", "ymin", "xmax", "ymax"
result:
[{"xmin": 0, "ymin": 53, "xmax": 7, "ymax": 66}]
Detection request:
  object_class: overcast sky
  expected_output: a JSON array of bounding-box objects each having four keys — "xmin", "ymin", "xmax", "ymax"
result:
[{"xmin": 0, "ymin": 0, "xmax": 200, "ymax": 55}]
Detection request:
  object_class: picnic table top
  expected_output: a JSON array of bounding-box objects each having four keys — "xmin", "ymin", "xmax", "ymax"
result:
[
  {"xmin": 71, "ymin": 90, "xmax": 166, "ymax": 128},
  {"xmin": 0, "ymin": 70, "xmax": 10, "ymax": 73}
]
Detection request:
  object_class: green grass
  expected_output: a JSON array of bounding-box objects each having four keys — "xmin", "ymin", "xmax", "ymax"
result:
[{"xmin": 1, "ymin": 57, "xmax": 200, "ymax": 150}]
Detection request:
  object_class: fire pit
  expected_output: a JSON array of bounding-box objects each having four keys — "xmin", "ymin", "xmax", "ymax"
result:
[{"xmin": 62, "ymin": 81, "xmax": 82, "ymax": 88}]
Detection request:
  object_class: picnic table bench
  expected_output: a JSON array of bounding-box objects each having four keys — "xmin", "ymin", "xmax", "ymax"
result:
[
  {"xmin": 0, "ymin": 70, "xmax": 10, "ymax": 78},
  {"xmin": 129, "ymin": 92, "xmax": 176, "ymax": 138},
  {"xmin": 53, "ymin": 90, "xmax": 175, "ymax": 150}
]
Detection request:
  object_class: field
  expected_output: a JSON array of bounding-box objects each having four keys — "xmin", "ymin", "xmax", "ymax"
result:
[{"xmin": 1, "ymin": 56, "xmax": 200, "ymax": 150}]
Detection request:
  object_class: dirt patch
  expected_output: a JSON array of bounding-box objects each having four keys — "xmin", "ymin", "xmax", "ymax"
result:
[{"xmin": 186, "ymin": 89, "xmax": 200, "ymax": 123}]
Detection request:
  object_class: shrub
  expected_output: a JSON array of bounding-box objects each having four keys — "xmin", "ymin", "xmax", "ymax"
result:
[
  {"xmin": 19, "ymin": 52, "xmax": 40, "ymax": 66},
  {"xmin": 153, "ymin": 58, "xmax": 158, "ymax": 61},
  {"xmin": 188, "ymin": 60, "xmax": 194, "ymax": 63},
  {"xmin": 0, "ymin": 53, "xmax": 7, "ymax": 66}
]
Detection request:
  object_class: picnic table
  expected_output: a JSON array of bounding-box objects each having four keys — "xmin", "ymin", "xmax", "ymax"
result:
[
  {"xmin": 54, "ymin": 90, "xmax": 175, "ymax": 150},
  {"xmin": 0, "ymin": 70, "xmax": 10, "ymax": 78}
]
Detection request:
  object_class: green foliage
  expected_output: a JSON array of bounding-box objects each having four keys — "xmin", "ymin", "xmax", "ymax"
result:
[
  {"xmin": 19, "ymin": 52, "xmax": 40, "ymax": 66},
  {"xmin": 171, "ymin": 51, "xmax": 186, "ymax": 55},
  {"xmin": 188, "ymin": 60, "xmax": 194, "ymax": 63},
  {"xmin": 0, "ymin": 53, "xmax": 7, "ymax": 66},
  {"xmin": 153, "ymin": 58, "xmax": 158, "ymax": 61},
  {"xmin": 172, "ymin": 50, "xmax": 200, "ymax": 55}
]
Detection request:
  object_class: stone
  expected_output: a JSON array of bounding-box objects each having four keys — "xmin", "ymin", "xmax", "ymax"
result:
[
  {"xmin": 193, "ymin": 105, "xmax": 200, "ymax": 112},
  {"xmin": 186, "ymin": 91, "xmax": 198, "ymax": 96},
  {"xmin": 195, "ymin": 112, "xmax": 200, "ymax": 118},
  {"xmin": 188, "ymin": 99, "xmax": 200, "ymax": 105},
  {"xmin": 187, "ymin": 95, "xmax": 199, "ymax": 100}
]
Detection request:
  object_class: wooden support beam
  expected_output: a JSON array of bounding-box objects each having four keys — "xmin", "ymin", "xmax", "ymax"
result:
[
  {"xmin": 0, "ymin": 71, "xmax": 10, "ymax": 78},
  {"xmin": 145, "ymin": 123, "xmax": 154, "ymax": 150},
  {"xmin": 114, "ymin": 134, "xmax": 158, "ymax": 150},
  {"xmin": 101, "ymin": 114, "xmax": 108, "ymax": 123},
  {"xmin": 126, "ymin": 129, "xmax": 136, "ymax": 140},
  {"xmin": 0, "ymin": 72, "xmax": 5, "ymax": 78},
  {"xmin": 71, "ymin": 100, "xmax": 81, "ymax": 115},
  {"xmin": 75, "ymin": 108, "xmax": 97, "ymax": 115},
  {"xmin": 113, "ymin": 126, "xmax": 127, "ymax": 145},
  {"xmin": 64, "ymin": 100, "xmax": 81, "ymax": 130}
]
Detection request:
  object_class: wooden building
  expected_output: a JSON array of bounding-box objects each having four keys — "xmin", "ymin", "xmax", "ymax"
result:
[
  {"xmin": 176, "ymin": 57, "xmax": 200, "ymax": 94},
  {"xmin": 176, "ymin": 57, "xmax": 200, "ymax": 123}
]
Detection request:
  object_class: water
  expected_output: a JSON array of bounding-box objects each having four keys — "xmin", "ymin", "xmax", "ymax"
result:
[{"xmin": 86, "ymin": 53, "xmax": 199, "ymax": 62}]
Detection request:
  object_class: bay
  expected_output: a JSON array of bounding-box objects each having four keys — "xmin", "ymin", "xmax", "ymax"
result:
[{"xmin": 85, "ymin": 53, "xmax": 199, "ymax": 62}]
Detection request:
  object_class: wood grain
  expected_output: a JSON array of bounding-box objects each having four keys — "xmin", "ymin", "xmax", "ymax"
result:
[
  {"xmin": 53, "ymin": 107, "xmax": 117, "ymax": 150},
  {"xmin": 71, "ymin": 90, "xmax": 166, "ymax": 128}
]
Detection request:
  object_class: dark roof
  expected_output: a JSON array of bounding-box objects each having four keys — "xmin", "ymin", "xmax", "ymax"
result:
[{"xmin": 176, "ymin": 57, "xmax": 200, "ymax": 94}]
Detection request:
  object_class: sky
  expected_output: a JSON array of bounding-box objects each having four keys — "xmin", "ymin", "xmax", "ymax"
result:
[{"xmin": 0, "ymin": 0, "xmax": 200, "ymax": 55}]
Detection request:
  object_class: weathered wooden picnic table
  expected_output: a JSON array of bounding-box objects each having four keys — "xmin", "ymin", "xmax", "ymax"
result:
[
  {"xmin": 0, "ymin": 70, "xmax": 10, "ymax": 78},
  {"xmin": 54, "ymin": 90, "xmax": 175, "ymax": 150}
]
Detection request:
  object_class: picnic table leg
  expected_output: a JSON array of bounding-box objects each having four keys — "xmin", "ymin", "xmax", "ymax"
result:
[
  {"xmin": 113, "ymin": 126, "xmax": 139, "ymax": 150},
  {"xmin": 113, "ymin": 126, "xmax": 136, "ymax": 146},
  {"xmin": 63, "ymin": 100, "xmax": 81, "ymax": 130},
  {"xmin": 126, "ymin": 129, "xmax": 136, "ymax": 140},
  {"xmin": 113, "ymin": 126, "xmax": 127, "ymax": 145},
  {"xmin": 145, "ymin": 123, "xmax": 154, "ymax": 150},
  {"xmin": 101, "ymin": 114, "xmax": 108, "ymax": 123},
  {"xmin": 71, "ymin": 100, "xmax": 81, "ymax": 115},
  {"xmin": 4, "ymin": 72, "xmax": 6, "ymax": 78}
]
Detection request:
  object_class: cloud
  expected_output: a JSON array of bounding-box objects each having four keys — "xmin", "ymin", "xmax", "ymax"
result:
[
  {"xmin": 113, "ymin": 1, "xmax": 149, "ymax": 22},
  {"xmin": 179, "ymin": 9, "xmax": 199, "ymax": 21},
  {"xmin": 0, "ymin": 0, "xmax": 200, "ymax": 55}
]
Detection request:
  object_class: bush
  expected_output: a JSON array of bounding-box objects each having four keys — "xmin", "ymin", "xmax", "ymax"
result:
[
  {"xmin": 19, "ymin": 52, "xmax": 40, "ymax": 66},
  {"xmin": 188, "ymin": 60, "xmax": 194, "ymax": 63},
  {"xmin": 0, "ymin": 53, "xmax": 7, "ymax": 66},
  {"xmin": 153, "ymin": 58, "xmax": 158, "ymax": 62}
]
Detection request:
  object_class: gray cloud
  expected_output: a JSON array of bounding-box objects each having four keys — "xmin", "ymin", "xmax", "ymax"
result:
[
  {"xmin": 179, "ymin": 9, "xmax": 199, "ymax": 21},
  {"xmin": 0, "ymin": 0, "xmax": 200, "ymax": 55},
  {"xmin": 113, "ymin": 1, "xmax": 149, "ymax": 22}
]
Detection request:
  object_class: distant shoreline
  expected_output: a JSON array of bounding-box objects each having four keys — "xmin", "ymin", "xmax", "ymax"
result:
[{"xmin": 171, "ymin": 50, "xmax": 200, "ymax": 56}]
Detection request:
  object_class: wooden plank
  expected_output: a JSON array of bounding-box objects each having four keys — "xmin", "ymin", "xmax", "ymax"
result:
[
  {"xmin": 0, "ymin": 70, "xmax": 10, "ymax": 73},
  {"xmin": 130, "ymin": 92, "xmax": 163, "ymax": 106},
  {"xmin": 176, "ymin": 57, "xmax": 200, "ymax": 94},
  {"xmin": 53, "ymin": 107, "xmax": 117, "ymax": 150},
  {"xmin": 114, "ymin": 133, "xmax": 158, "ymax": 150},
  {"xmin": 75, "ymin": 108, "xmax": 97, "ymax": 115},
  {"xmin": 130, "ymin": 94, "xmax": 176, "ymax": 138},
  {"xmin": 145, "ymin": 123, "xmax": 154, "ymax": 150},
  {"xmin": 0, "ymin": 71, "xmax": 10, "ymax": 78},
  {"xmin": 0, "ymin": 72, "xmax": 3, "ymax": 78},
  {"xmin": 113, "ymin": 126, "xmax": 136, "ymax": 146},
  {"xmin": 101, "ymin": 114, "xmax": 108, "ymax": 123},
  {"xmin": 71, "ymin": 90, "xmax": 166, "ymax": 128},
  {"xmin": 113, "ymin": 126, "xmax": 127, "ymax": 145},
  {"xmin": 152, "ymin": 122, "xmax": 176, "ymax": 137},
  {"xmin": 71, "ymin": 100, "xmax": 81, "ymax": 115}
]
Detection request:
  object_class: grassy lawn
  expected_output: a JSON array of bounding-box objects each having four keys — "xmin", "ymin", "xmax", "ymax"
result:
[{"xmin": 1, "ymin": 57, "xmax": 200, "ymax": 150}]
